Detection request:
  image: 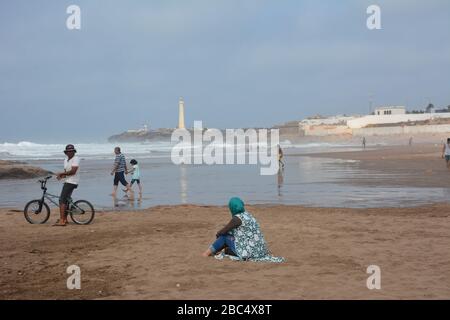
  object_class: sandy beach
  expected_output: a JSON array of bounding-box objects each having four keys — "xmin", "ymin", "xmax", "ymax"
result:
[
  {"xmin": 1, "ymin": 144, "xmax": 450, "ymax": 300},
  {"xmin": 0, "ymin": 203, "xmax": 449, "ymax": 300},
  {"xmin": 2, "ymin": 0, "xmax": 450, "ymax": 305},
  {"xmin": 304, "ymin": 143, "xmax": 450, "ymax": 188}
]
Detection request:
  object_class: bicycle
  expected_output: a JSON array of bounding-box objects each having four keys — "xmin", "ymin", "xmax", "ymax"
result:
[{"xmin": 24, "ymin": 176, "xmax": 95, "ymax": 225}]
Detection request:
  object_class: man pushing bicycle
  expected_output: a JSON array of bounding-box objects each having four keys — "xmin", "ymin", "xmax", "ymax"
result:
[{"xmin": 54, "ymin": 144, "xmax": 80, "ymax": 226}]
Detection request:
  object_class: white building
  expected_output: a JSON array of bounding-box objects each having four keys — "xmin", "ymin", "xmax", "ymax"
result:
[
  {"xmin": 127, "ymin": 124, "xmax": 149, "ymax": 133},
  {"xmin": 374, "ymin": 106, "xmax": 406, "ymax": 115},
  {"xmin": 299, "ymin": 115, "xmax": 357, "ymax": 136},
  {"xmin": 299, "ymin": 115, "xmax": 357, "ymax": 126},
  {"xmin": 347, "ymin": 113, "xmax": 450, "ymax": 129}
]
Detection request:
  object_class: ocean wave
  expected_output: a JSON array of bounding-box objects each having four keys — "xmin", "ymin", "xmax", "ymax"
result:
[
  {"xmin": 0, "ymin": 141, "xmax": 169, "ymax": 159},
  {"xmin": 0, "ymin": 140, "xmax": 359, "ymax": 160}
]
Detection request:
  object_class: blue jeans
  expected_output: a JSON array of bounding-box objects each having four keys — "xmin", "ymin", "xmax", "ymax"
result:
[{"xmin": 210, "ymin": 235, "xmax": 237, "ymax": 255}]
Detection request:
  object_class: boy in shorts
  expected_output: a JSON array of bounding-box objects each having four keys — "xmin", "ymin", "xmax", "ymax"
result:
[{"xmin": 126, "ymin": 159, "xmax": 142, "ymax": 195}]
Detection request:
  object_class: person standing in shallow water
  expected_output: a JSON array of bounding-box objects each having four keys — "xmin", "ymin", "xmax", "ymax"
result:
[
  {"xmin": 202, "ymin": 197, "xmax": 284, "ymax": 263},
  {"xmin": 278, "ymin": 144, "xmax": 285, "ymax": 170},
  {"xmin": 442, "ymin": 138, "xmax": 450, "ymax": 169},
  {"xmin": 125, "ymin": 159, "xmax": 142, "ymax": 196},
  {"xmin": 111, "ymin": 147, "xmax": 132, "ymax": 197}
]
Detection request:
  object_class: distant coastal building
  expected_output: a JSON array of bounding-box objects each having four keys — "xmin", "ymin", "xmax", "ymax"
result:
[
  {"xmin": 299, "ymin": 115, "xmax": 356, "ymax": 136},
  {"xmin": 347, "ymin": 111, "xmax": 450, "ymax": 129},
  {"xmin": 178, "ymin": 97, "xmax": 185, "ymax": 129},
  {"xmin": 300, "ymin": 115, "xmax": 356, "ymax": 126},
  {"xmin": 273, "ymin": 120, "xmax": 303, "ymax": 136},
  {"xmin": 127, "ymin": 124, "xmax": 148, "ymax": 133},
  {"xmin": 374, "ymin": 106, "xmax": 406, "ymax": 115},
  {"xmin": 293, "ymin": 105, "xmax": 450, "ymax": 137}
]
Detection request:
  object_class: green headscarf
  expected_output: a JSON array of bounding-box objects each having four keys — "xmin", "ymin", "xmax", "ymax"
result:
[{"xmin": 228, "ymin": 197, "xmax": 245, "ymax": 216}]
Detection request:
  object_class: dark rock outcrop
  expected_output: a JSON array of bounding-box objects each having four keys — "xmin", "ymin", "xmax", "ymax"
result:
[{"xmin": 0, "ymin": 160, "xmax": 52, "ymax": 180}]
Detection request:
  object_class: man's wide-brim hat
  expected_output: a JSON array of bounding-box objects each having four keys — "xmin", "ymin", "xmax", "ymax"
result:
[{"xmin": 64, "ymin": 144, "xmax": 77, "ymax": 153}]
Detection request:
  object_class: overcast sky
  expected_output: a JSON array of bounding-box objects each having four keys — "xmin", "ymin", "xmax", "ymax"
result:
[{"xmin": 1, "ymin": 0, "xmax": 449, "ymax": 142}]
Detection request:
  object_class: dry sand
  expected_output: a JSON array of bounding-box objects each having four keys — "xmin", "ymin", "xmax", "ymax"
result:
[
  {"xmin": 1, "ymin": 143, "xmax": 450, "ymax": 300},
  {"xmin": 1, "ymin": 203, "xmax": 449, "ymax": 300}
]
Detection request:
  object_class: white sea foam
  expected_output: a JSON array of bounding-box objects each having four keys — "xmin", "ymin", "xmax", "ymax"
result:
[
  {"xmin": 0, "ymin": 141, "xmax": 174, "ymax": 160},
  {"xmin": 0, "ymin": 140, "xmax": 359, "ymax": 160}
]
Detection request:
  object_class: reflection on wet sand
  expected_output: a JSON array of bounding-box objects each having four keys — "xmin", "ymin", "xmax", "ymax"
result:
[
  {"xmin": 112, "ymin": 192, "xmax": 142, "ymax": 210},
  {"xmin": 180, "ymin": 165, "xmax": 187, "ymax": 204},
  {"xmin": 130, "ymin": 193, "xmax": 143, "ymax": 209},
  {"xmin": 277, "ymin": 168, "xmax": 284, "ymax": 198}
]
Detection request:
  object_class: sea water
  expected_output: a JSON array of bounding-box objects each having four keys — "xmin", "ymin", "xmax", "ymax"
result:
[{"xmin": 0, "ymin": 141, "xmax": 448, "ymax": 210}]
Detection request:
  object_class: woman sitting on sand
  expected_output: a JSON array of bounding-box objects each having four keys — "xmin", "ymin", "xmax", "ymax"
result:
[{"xmin": 202, "ymin": 197, "xmax": 284, "ymax": 263}]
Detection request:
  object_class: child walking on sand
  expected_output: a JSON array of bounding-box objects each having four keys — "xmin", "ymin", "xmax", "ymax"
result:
[{"xmin": 126, "ymin": 159, "xmax": 142, "ymax": 195}]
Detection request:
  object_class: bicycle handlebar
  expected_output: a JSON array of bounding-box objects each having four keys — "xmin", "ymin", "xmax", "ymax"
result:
[{"xmin": 38, "ymin": 176, "xmax": 52, "ymax": 186}]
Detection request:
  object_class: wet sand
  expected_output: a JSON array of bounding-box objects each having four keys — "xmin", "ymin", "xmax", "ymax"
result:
[
  {"xmin": 304, "ymin": 143, "xmax": 450, "ymax": 188},
  {"xmin": 1, "ymin": 143, "xmax": 450, "ymax": 300}
]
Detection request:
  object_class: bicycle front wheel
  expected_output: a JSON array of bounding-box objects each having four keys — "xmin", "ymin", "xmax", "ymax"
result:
[
  {"xmin": 69, "ymin": 200, "xmax": 95, "ymax": 225},
  {"xmin": 24, "ymin": 200, "xmax": 50, "ymax": 224}
]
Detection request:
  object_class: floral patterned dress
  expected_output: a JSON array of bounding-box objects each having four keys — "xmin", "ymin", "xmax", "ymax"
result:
[{"xmin": 215, "ymin": 211, "xmax": 285, "ymax": 263}]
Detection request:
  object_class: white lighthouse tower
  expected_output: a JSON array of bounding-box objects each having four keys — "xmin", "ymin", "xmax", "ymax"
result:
[{"xmin": 178, "ymin": 97, "xmax": 185, "ymax": 129}]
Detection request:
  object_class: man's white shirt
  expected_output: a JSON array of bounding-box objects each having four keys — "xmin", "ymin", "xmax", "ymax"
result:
[{"xmin": 64, "ymin": 155, "xmax": 80, "ymax": 185}]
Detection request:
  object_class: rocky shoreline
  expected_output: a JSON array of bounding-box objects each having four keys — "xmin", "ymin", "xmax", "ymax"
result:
[
  {"xmin": 108, "ymin": 129, "xmax": 173, "ymax": 143},
  {"xmin": 0, "ymin": 160, "xmax": 52, "ymax": 180}
]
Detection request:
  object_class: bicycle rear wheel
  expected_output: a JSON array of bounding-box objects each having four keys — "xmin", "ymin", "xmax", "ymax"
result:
[
  {"xmin": 69, "ymin": 200, "xmax": 95, "ymax": 225},
  {"xmin": 24, "ymin": 200, "xmax": 50, "ymax": 224}
]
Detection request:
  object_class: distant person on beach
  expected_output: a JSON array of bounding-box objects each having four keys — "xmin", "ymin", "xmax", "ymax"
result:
[
  {"xmin": 278, "ymin": 144, "xmax": 285, "ymax": 169},
  {"xmin": 442, "ymin": 138, "xmax": 450, "ymax": 169},
  {"xmin": 124, "ymin": 159, "xmax": 142, "ymax": 195},
  {"xmin": 362, "ymin": 137, "xmax": 366, "ymax": 149},
  {"xmin": 202, "ymin": 197, "xmax": 284, "ymax": 263},
  {"xmin": 54, "ymin": 144, "xmax": 79, "ymax": 226},
  {"xmin": 111, "ymin": 147, "xmax": 131, "ymax": 197},
  {"xmin": 409, "ymin": 137, "xmax": 413, "ymax": 147}
]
